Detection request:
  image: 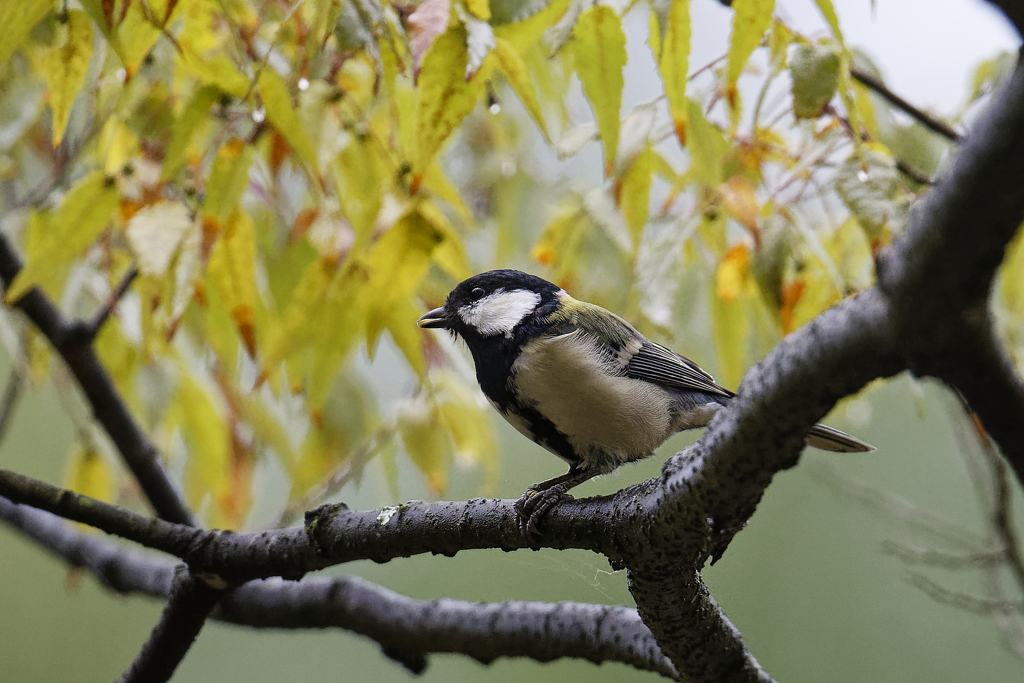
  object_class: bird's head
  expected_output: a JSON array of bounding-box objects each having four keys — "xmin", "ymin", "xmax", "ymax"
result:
[{"xmin": 417, "ymin": 270, "xmax": 562, "ymax": 345}]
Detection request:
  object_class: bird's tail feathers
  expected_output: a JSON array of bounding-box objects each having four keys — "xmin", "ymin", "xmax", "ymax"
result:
[{"xmin": 806, "ymin": 423, "xmax": 874, "ymax": 453}]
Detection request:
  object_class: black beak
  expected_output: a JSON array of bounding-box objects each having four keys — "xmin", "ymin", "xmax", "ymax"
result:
[{"xmin": 417, "ymin": 306, "xmax": 451, "ymax": 329}]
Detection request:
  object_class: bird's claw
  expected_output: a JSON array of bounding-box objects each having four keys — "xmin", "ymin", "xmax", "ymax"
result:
[{"xmin": 514, "ymin": 484, "xmax": 571, "ymax": 542}]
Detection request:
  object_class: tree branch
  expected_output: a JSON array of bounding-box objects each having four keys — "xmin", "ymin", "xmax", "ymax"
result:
[
  {"xmin": 0, "ymin": 497, "xmax": 677, "ymax": 679},
  {"xmin": 877, "ymin": 50, "xmax": 1024, "ymax": 484},
  {"xmin": 0, "ymin": 235, "xmax": 194, "ymax": 526},
  {"xmin": 117, "ymin": 568, "xmax": 225, "ymax": 683},
  {"xmin": 85, "ymin": 265, "xmax": 139, "ymax": 342},
  {"xmin": 850, "ymin": 66, "xmax": 962, "ymax": 142}
]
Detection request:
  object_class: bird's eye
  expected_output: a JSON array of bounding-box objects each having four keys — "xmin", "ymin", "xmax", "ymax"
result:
[{"xmin": 470, "ymin": 287, "xmax": 485, "ymax": 301}]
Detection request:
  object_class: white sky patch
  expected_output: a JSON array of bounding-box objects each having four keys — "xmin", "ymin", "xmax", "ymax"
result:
[{"xmin": 458, "ymin": 288, "xmax": 540, "ymax": 336}]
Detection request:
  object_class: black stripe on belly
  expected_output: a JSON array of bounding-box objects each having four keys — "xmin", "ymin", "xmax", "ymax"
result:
[{"xmin": 505, "ymin": 400, "xmax": 580, "ymax": 467}]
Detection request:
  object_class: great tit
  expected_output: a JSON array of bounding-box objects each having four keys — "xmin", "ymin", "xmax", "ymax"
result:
[{"xmin": 417, "ymin": 269, "xmax": 872, "ymax": 536}]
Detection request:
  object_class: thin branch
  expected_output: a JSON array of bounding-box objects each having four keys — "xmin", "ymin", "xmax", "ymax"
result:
[
  {"xmin": 118, "ymin": 568, "xmax": 225, "ymax": 683},
  {"xmin": 85, "ymin": 265, "xmax": 139, "ymax": 342},
  {"xmin": 0, "ymin": 467, "xmax": 203, "ymax": 558},
  {"xmin": 0, "ymin": 234, "xmax": 195, "ymax": 526},
  {"xmin": 850, "ymin": 66, "xmax": 962, "ymax": 142},
  {"xmin": 0, "ymin": 361, "xmax": 25, "ymax": 445},
  {"xmin": 908, "ymin": 572, "xmax": 1024, "ymax": 614},
  {"xmin": 0, "ymin": 497, "xmax": 678, "ymax": 679}
]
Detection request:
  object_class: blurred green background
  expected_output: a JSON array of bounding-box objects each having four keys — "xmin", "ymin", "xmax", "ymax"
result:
[{"xmin": 2, "ymin": 339, "xmax": 1023, "ymax": 682}]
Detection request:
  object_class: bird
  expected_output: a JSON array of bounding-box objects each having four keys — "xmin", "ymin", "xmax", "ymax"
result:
[{"xmin": 417, "ymin": 269, "xmax": 873, "ymax": 536}]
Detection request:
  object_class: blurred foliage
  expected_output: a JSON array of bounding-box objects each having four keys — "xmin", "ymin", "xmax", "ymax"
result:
[{"xmin": 0, "ymin": 0, "xmax": 1013, "ymax": 531}]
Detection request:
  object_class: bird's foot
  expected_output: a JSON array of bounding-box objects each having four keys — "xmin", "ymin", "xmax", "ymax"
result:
[{"xmin": 514, "ymin": 484, "xmax": 571, "ymax": 541}]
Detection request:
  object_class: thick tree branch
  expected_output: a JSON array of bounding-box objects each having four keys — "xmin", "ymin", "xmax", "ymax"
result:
[
  {"xmin": 0, "ymin": 497, "xmax": 677, "ymax": 679},
  {"xmin": 877, "ymin": 50, "xmax": 1024, "ymax": 483},
  {"xmin": 987, "ymin": 0, "xmax": 1024, "ymax": 36},
  {"xmin": 118, "ymin": 568, "xmax": 225, "ymax": 683},
  {"xmin": 0, "ymin": 236, "xmax": 194, "ymax": 526}
]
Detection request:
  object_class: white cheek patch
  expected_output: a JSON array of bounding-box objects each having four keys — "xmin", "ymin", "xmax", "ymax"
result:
[{"xmin": 458, "ymin": 289, "xmax": 541, "ymax": 336}]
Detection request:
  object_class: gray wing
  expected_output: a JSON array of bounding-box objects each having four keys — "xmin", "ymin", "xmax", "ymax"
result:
[{"xmin": 624, "ymin": 341, "xmax": 732, "ymax": 398}]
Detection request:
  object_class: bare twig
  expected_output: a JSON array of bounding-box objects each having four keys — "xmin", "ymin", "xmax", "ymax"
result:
[
  {"xmin": 84, "ymin": 265, "xmax": 139, "ymax": 342},
  {"xmin": 0, "ymin": 235, "xmax": 195, "ymax": 526},
  {"xmin": 0, "ymin": 362, "xmax": 25, "ymax": 446},
  {"xmin": 851, "ymin": 67, "xmax": 962, "ymax": 142}
]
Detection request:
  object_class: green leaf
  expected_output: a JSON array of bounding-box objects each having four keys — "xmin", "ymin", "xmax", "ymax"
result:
[
  {"xmin": 658, "ymin": 0, "xmax": 691, "ymax": 145},
  {"xmin": 44, "ymin": 10, "xmax": 93, "ymax": 146},
  {"xmin": 258, "ymin": 69, "xmax": 319, "ymax": 171},
  {"xmin": 0, "ymin": 0, "xmax": 51, "ymax": 71},
  {"xmin": 6, "ymin": 171, "xmax": 119, "ymax": 303},
  {"xmin": 726, "ymin": 0, "xmax": 774, "ymax": 119},
  {"xmin": 571, "ymin": 4, "xmax": 625, "ymax": 176},
  {"xmin": 834, "ymin": 148, "xmax": 900, "ymax": 242},
  {"xmin": 790, "ymin": 42, "xmax": 840, "ymax": 119}
]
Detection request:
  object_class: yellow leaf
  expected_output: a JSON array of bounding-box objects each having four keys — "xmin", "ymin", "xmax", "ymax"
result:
[
  {"xmin": 494, "ymin": 0, "xmax": 572, "ymax": 53},
  {"xmin": 258, "ymin": 69, "xmax": 319, "ymax": 171},
  {"xmin": 417, "ymin": 199, "xmax": 470, "ymax": 280},
  {"xmin": 203, "ymin": 138, "xmax": 255, "ymax": 224},
  {"xmin": 726, "ymin": 0, "xmax": 775, "ymax": 120},
  {"xmin": 420, "ymin": 160, "xmax": 473, "ymax": 225},
  {"xmin": 465, "ymin": 0, "xmax": 490, "ymax": 20},
  {"xmin": 330, "ymin": 138, "xmax": 386, "ymax": 238},
  {"xmin": 719, "ymin": 176, "xmax": 759, "ymax": 236},
  {"xmin": 658, "ymin": 0, "xmax": 690, "ymax": 146},
  {"xmin": 174, "ymin": 374, "xmax": 235, "ymax": 525},
  {"xmin": 716, "ymin": 243, "xmax": 751, "ymax": 303},
  {"xmin": 414, "ymin": 23, "xmax": 493, "ymax": 182},
  {"xmin": 126, "ymin": 201, "xmax": 195, "ymax": 277},
  {"xmin": 398, "ymin": 398, "xmax": 449, "ymax": 496},
  {"xmin": 163, "ymin": 85, "xmax": 220, "ymax": 180},
  {"xmin": 687, "ymin": 98, "xmax": 727, "ymax": 186},
  {"xmin": 811, "ymin": 0, "xmax": 844, "ymax": 44},
  {"xmin": 362, "ymin": 210, "xmax": 445, "ymax": 348},
  {"xmin": 65, "ymin": 445, "xmax": 114, "ymax": 504},
  {"xmin": 81, "ymin": 0, "xmax": 161, "ymax": 77},
  {"xmin": 385, "ymin": 298, "xmax": 428, "ymax": 379},
  {"xmin": 1001, "ymin": 226, "xmax": 1024, "ymax": 326},
  {"xmin": 207, "ymin": 210, "xmax": 259, "ymax": 357},
  {"xmin": 494, "ymin": 37, "xmax": 549, "ymax": 141},
  {"xmin": 619, "ymin": 145, "xmax": 653, "ymax": 245},
  {"xmin": 712, "ymin": 244, "xmax": 753, "ymax": 389},
  {"xmin": 435, "ymin": 370, "xmax": 497, "ymax": 471},
  {"xmin": 571, "ymin": 4, "xmax": 625, "ymax": 176},
  {"xmin": 45, "ymin": 10, "xmax": 93, "ymax": 146},
  {"xmin": 0, "ymin": 0, "xmax": 51, "ymax": 70},
  {"xmin": 99, "ymin": 118, "xmax": 139, "ymax": 176},
  {"xmin": 177, "ymin": 49, "xmax": 250, "ymax": 98},
  {"xmin": 259, "ymin": 256, "xmax": 336, "ymax": 378},
  {"xmin": 6, "ymin": 171, "xmax": 119, "ymax": 303}
]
